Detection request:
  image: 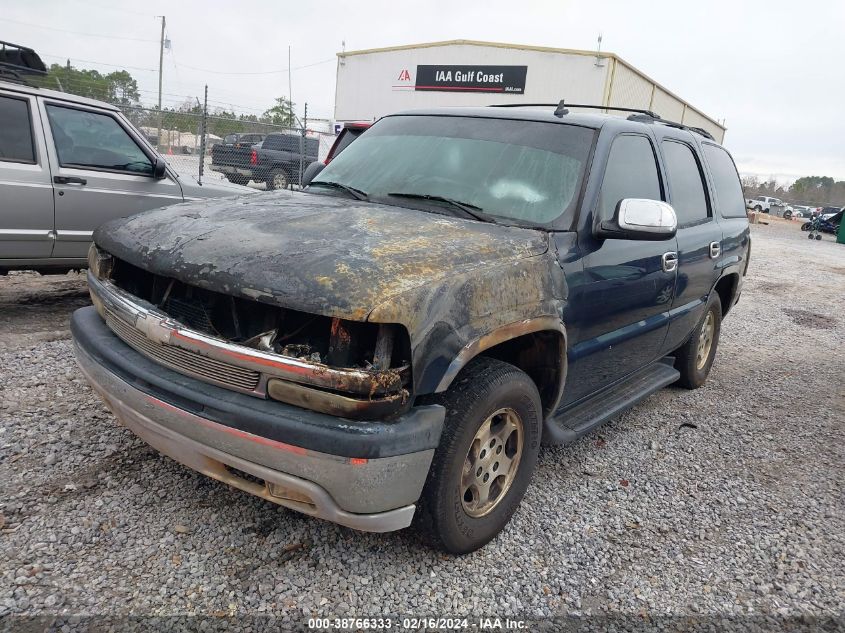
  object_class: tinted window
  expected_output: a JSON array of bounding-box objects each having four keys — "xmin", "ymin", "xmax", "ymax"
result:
[
  {"xmin": 0, "ymin": 95, "xmax": 35, "ymax": 163},
  {"xmin": 662, "ymin": 140, "xmax": 709, "ymax": 225},
  {"xmin": 316, "ymin": 116, "xmax": 595, "ymax": 226},
  {"xmin": 46, "ymin": 105, "xmax": 152, "ymax": 175},
  {"xmin": 702, "ymin": 144, "xmax": 746, "ymax": 218},
  {"xmin": 264, "ymin": 134, "xmax": 300, "ymax": 151},
  {"xmin": 598, "ymin": 135, "xmax": 662, "ymax": 220}
]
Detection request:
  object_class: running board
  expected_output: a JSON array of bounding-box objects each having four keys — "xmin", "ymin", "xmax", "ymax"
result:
[{"xmin": 543, "ymin": 358, "xmax": 680, "ymax": 445}]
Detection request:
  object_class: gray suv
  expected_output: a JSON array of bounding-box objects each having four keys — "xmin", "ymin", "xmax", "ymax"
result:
[{"xmin": 0, "ymin": 78, "xmax": 254, "ymax": 274}]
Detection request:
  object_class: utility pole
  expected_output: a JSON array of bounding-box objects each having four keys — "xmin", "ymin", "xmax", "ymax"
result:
[
  {"xmin": 288, "ymin": 45, "xmax": 293, "ymax": 126},
  {"xmin": 157, "ymin": 15, "xmax": 166, "ymax": 151},
  {"xmin": 198, "ymin": 85, "xmax": 208, "ymax": 185}
]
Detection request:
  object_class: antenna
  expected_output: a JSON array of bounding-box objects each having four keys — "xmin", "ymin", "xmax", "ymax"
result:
[{"xmin": 595, "ymin": 33, "xmax": 605, "ymax": 67}]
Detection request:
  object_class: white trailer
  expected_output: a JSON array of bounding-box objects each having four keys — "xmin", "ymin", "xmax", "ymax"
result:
[{"xmin": 334, "ymin": 40, "xmax": 725, "ymax": 143}]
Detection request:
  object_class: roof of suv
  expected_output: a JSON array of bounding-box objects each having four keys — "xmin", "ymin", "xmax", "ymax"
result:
[
  {"xmin": 386, "ymin": 106, "xmax": 719, "ymax": 143},
  {"xmin": 0, "ymin": 78, "xmax": 120, "ymax": 111}
]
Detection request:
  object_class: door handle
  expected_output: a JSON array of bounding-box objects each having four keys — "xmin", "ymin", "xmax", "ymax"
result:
[
  {"xmin": 54, "ymin": 176, "xmax": 87, "ymax": 185},
  {"xmin": 662, "ymin": 251, "xmax": 678, "ymax": 273},
  {"xmin": 709, "ymin": 241, "xmax": 721, "ymax": 258}
]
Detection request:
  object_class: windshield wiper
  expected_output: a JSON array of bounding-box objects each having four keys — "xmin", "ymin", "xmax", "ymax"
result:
[
  {"xmin": 385, "ymin": 192, "xmax": 494, "ymax": 223},
  {"xmin": 308, "ymin": 180, "xmax": 368, "ymax": 201}
]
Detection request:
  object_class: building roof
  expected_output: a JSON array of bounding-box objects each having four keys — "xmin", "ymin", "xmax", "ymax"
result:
[{"xmin": 338, "ymin": 39, "xmax": 724, "ymax": 133}]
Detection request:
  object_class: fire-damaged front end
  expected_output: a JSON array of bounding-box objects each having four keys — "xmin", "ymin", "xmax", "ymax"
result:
[{"xmin": 71, "ymin": 192, "xmax": 562, "ymax": 531}]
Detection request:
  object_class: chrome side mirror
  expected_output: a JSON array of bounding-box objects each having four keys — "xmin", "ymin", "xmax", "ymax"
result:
[{"xmin": 596, "ymin": 198, "xmax": 678, "ymax": 241}]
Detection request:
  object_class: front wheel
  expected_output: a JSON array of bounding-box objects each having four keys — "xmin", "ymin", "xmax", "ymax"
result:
[
  {"xmin": 784, "ymin": 211, "xmax": 792, "ymax": 220},
  {"xmin": 416, "ymin": 357, "xmax": 542, "ymax": 554},
  {"xmin": 815, "ymin": 234, "xmax": 823, "ymax": 240},
  {"xmin": 674, "ymin": 293, "xmax": 722, "ymax": 389}
]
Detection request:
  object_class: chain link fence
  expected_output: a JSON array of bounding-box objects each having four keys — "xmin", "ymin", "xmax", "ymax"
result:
[{"xmin": 118, "ymin": 101, "xmax": 337, "ymax": 189}]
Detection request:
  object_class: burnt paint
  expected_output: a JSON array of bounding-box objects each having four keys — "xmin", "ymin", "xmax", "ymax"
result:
[{"xmin": 94, "ymin": 190, "xmax": 561, "ymax": 396}]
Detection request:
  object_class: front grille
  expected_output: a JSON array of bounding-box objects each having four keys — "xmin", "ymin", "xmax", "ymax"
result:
[{"xmin": 104, "ymin": 309, "xmax": 261, "ymax": 392}]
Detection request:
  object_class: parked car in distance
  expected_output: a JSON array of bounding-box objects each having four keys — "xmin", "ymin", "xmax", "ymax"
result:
[
  {"xmin": 747, "ymin": 196, "xmax": 791, "ymax": 218},
  {"xmin": 0, "ymin": 44, "xmax": 254, "ymax": 275},
  {"xmin": 210, "ymin": 132, "xmax": 319, "ymax": 189},
  {"xmin": 791, "ymin": 205, "xmax": 813, "ymax": 218},
  {"xmin": 72, "ymin": 105, "xmax": 750, "ymax": 553},
  {"xmin": 325, "ymin": 122, "xmax": 370, "ymax": 164},
  {"xmin": 221, "ymin": 133, "xmax": 266, "ymax": 148},
  {"xmin": 819, "ymin": 206, "xmax": 843, "ymax": 220},
  {"xmin": 302, "ymin": 122, "xmax": 370, "ymax": 185}
]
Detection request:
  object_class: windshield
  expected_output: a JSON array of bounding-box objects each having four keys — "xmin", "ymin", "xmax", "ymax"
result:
[{"xmin": 312, "ymin": 115, "xmax": 595, "ymax": 225}]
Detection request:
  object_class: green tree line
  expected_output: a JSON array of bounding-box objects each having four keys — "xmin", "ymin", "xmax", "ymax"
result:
[
  {"xmin": 741, "ymin": 175, "xmax": 845, "ymax": 208},
  {"xmin": 34, "ymin": 62, "xmax": 297, "ymax": 136}
]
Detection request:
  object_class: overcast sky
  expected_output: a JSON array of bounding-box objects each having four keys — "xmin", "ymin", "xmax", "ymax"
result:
[{"xmin": 3, "ymin": 0, "xmax": 842, "ymax": 182}]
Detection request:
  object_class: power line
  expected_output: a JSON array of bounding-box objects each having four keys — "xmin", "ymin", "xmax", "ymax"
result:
[
  {"xmin": 39, "ymin": 53, "xmax": 157, "ymax": 73},
  {"xmin": 0, "ymin": 16, "xmax": 158, "ymax": 43},
  {"xmin": 172, "ymin": 57, "xmax": 335, "ymax": 76}
]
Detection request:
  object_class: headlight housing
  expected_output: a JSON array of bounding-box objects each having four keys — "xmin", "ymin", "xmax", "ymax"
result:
[{"xmin": 87, "ymin": 244, "xmax": 113, "ymax": 280}]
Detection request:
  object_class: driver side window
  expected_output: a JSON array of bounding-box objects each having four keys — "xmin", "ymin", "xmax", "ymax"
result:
[
  {"xmin": 598, "ymin": 134, "xmax": 662, "ymax": 221},
  {"xmin": 45, "ymin": 105, "xmax": 153, "ymax": 175}
]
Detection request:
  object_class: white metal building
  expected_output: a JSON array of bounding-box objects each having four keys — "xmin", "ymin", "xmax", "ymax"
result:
[{"xmin": 334, "ymin": 40, "xmax": 726, "ymax": 143}]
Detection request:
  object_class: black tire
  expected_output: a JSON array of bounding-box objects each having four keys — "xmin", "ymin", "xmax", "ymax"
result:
[
  {"xmin": 754, "ymin": 205, "xmax": 762, "ymax": 213},
  {"xmin": 815, "ymin": 234, "xmax": 822, "ymax": 240},
  {"xmin": 415, "ymin": 357, "xmax": 542, "ymax": 554},
  {"xmin": 784, "ymin": 211, "xmax": 792, "ymax": 220},
  {"xmin": 674, "ymin": 293, "xmax": 722, "ymax": 389},
  {"xmin": 266, "ymin": 169, "xmax": 288, "ymax": 191},
  {"xmin": 226, "ymin": 175, "xmax": 249, "ymax": 186},
  {"xmin": 801, "ymin": 223, "xmax": 810, "ymax": 231}
]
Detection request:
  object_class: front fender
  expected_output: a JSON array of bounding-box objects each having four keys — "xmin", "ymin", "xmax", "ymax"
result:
[{"xmin": 368, "ymin": 251, "xmax": 569, "ymax": 400}]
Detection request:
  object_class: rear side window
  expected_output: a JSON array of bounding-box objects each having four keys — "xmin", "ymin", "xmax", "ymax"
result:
[
  {"xmin": 0, "ymin": 95, "xmax": 35, "ymax": 164},
  {"xmin": 598, "ymin": 135, "xmax": 662, "ymax": 221},
  {"xmin": 702, "ymin": 144, "xmax": 746, "ymax": 218},
  {"xmin": 661, "ymin": 140, "xmax": 709, "ymax": 225}
]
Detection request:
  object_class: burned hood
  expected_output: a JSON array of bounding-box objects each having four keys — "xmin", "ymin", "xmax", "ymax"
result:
[{"xmin": 94, "ymin": 190, "xmax": 548, "ymax": 321}]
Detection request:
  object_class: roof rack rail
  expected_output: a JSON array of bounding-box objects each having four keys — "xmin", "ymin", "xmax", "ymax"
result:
[
  {"xmin": 0, "ymin": 40, "xmax": 48, "ymax": 82},
  {"xmin": 626, "ymin": 113, "xmax": 715, "ymax": 141},
  {"xmin": 489, "ymin": 100, "xmax": 660, "ymax": 119},
  {"xmin": 488, "ymin": 100, "xmax": 716, "ymax": 141}
]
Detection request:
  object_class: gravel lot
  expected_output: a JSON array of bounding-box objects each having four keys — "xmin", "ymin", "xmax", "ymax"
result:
[{"xmin": 1, "ymin": 219, "xmax": 843, "ymax": 629}]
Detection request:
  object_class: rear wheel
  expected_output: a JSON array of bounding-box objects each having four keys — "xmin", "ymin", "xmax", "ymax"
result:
[
  {"xmin": 416, "ymin": 357, "xmax": 542, "ymax": 554},
  {"xmin": 754, "ymin": 205, "xmax": 762, "ymax": 213},
  {"xmin": 674, "ymin": 293, "xmax": 722, "ymax": 389},
  {"xmin": 266, "ymin": 169, "xmax": 289, "ymax": 191},
  {"xmin": 784, "ymin": 211, "xmax": 792, "ymax": 220},
  {"xmin": 816, "ymin": 234, "xmax": 822, "ymax": 240}
]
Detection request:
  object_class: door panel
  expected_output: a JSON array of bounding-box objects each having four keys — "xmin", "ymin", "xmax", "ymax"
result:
[
  {"xmin": 656, "ymin": 135, "xmax": 722, "ymax": 351},
  {"xmin": 39, "ymin": 101, "xmax": 183, "ymax": 259},
  {"xmin": 664, "ymin": 222, "xmax": 721, "ymax": 351},
  {"xmin": 561, "ymin": 133, "xmax": 677, "ymax": 406},
  {"xmin": 0, "ymin": 92, "xmax": 54, "ymax": 259}
]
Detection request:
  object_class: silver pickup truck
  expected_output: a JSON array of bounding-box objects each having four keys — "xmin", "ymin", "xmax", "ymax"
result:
[{"xmin": 0, "ymin": 69, "xmax": 254, "ymax": 274}]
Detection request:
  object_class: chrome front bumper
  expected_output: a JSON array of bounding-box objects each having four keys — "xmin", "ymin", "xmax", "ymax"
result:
[{"xmin": 74, "ymin": 337, "xmax": 436, "ymax": 532}]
